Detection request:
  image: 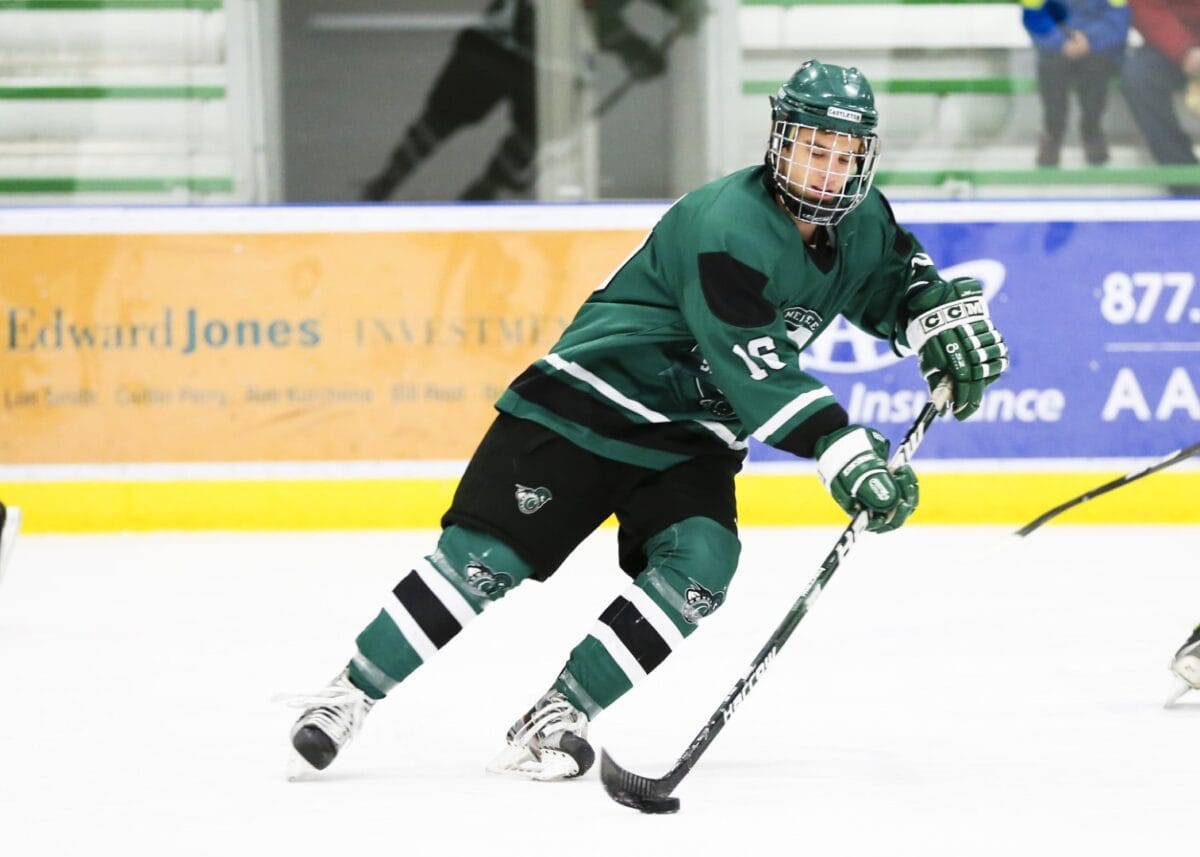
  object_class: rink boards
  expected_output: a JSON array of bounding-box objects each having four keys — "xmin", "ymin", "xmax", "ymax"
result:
[{"xmin": 0, "ymin": 202, "xmax": 1197, "ymax": 531}]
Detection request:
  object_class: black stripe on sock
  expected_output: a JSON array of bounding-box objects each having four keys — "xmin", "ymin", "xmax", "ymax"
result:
[
  {"xmin": 393, "ymin": 571, "xmax": 462, "ymax": 649},
  {"xmin": 599, "ymin": 596, "xmax": 671, "ymax": 673}
]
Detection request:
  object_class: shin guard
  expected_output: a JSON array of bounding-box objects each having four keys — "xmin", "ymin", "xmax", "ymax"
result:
[
  {"xmin": 349, "ymin": 525, "xmax": 535, "ymax": 698},
  {"xmin": 554, "ymin": 517, "xmax": 741, "ymax": 717}
]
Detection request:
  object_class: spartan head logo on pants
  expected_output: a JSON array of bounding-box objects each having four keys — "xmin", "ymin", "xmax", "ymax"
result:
[
  {"xmin": 465, "ymin": 561, "xmax": 515, "ymax": 598},
  {"xmin": 514, "ymin": 483, "xmax": 552, "ymax": 515}
]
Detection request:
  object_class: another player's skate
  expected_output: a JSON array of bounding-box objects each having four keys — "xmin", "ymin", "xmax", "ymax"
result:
[
  {"xmin": 284, "ymin": 668, "xmax": 376, "ymax": 779},
  {"xmin": 0, "ymin": 502, "xmax": 22, "ymax": 587},
  {"xmin": 1166, "ymin": 626, "xmax": 1200, "ymax": 707},
  {"xmin": 486, "ymin": 690, "xmax": 595, "ymax": 781}
]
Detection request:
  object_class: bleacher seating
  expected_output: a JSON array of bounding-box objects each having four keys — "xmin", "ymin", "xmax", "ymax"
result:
[
  {"xmin": 0, "ymin": 0, "xmax": 263, "ymax": 203},
  {"xmin": 4, "ymin": 0, "xmax": 1199, "ymax": 201},
  {"xmin": 737, "ymin": 0, "xmax": 1200, "ymax": 197}
]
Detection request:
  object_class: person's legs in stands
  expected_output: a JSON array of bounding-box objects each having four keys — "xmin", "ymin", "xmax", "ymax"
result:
[
  {"xmin": 1035, "ymin": 52, "xmax": 1071, "ymax": 166},
  {"xmin": 1121, "ymin": 45, "xmax": 1197, "ymax": 166},
  {"xmin": 1074, "ymin": 53, "xmax": 1117, "ymax": 166}
]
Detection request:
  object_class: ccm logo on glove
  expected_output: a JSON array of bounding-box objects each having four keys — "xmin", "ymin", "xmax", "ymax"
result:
[
  {"xmin": 913, "ymin": 297, "xmax": 986, "ymax": 339},
  {"xmin": 903, "ymin": 278, "xmax": 1009, "ymax": 420}
]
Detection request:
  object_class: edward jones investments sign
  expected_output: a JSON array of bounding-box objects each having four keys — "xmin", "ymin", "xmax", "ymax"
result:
[
  {"xmin": 2, "ymin": 204, "xmax": 1197, "ymax": 466},
  {"xmin": 0, "ymin": 228, "xmax": 644, "ymax": 463}
]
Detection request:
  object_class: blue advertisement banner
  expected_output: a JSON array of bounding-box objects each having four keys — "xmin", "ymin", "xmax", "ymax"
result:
[{"xmin": 752, "ymin": 220, "xmax": 1200, "ymax": 461}]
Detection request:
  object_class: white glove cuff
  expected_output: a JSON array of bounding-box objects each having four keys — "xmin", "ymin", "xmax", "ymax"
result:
[
  {"xmin": 816, "ymin": 427, "xmax": 874, "ymax": 487},
  {"xmin": 905, "ymin": 296, "xmax": 988, "ymax": 352}
]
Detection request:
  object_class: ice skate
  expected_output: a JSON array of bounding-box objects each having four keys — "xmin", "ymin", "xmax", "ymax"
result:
[
  {"xmin": 486, "ymin": 690, "xmax": 595, "ymax": 781},
  {"xmin": 283, "ymin": 669, "xmax": 376, "ymax": 779},
  {"xmin": 1166, "ymin": 626, "xmax": 1200, "ymax": 707},
  {"xmin": 0, "ymin": 502, "xmax": 22, "ymax": 587}
]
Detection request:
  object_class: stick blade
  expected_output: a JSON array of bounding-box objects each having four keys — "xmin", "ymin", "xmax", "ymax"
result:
[{"xmin": 599, "ymin": 749, "xmax": 681, "ymax": 814}]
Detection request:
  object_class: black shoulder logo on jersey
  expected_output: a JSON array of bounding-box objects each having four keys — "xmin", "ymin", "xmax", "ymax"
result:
[
  {"xmin": 698, "ymin": 252, "xmax": 774, "ymax": 328},
  {"xmin": 783, "ymin": 305, "xmax": 823, "ymax": 349},
  {"xmin": 514, "ymin": 483, "xmax": 552, "ymax": 515},
  {"xmin": 681, "ymin": 579, "xmax": 726, "ymax": 623},
  {"xmin": 465, "ymin": 561, "xmax": 515, "ymax": 598}
]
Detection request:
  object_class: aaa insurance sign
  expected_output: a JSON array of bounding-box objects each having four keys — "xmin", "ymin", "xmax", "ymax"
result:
[{"xmin": 753, "ymin": 221, "xmax": 1200, "ymax": 461}]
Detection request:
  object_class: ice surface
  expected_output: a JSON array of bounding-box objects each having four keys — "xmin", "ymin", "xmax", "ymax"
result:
[{"xmin": 0, "ymin": 525, "xmax": 1196, "ymax": 856}]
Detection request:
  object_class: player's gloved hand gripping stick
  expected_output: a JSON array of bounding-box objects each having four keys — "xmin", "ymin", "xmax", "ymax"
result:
[
  {"xmin": 905, "ymin": 277, "xmax": 1007, "ymax": 421},
  {"xmin": 600, "ymin": 379, "xmax": 954, "ymax": 814}
]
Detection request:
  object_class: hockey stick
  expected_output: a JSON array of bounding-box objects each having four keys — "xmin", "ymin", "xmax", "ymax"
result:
[
  {"xmin": 593, "ymin": 18, "xmax": 693, "ymax": 118},
  {"xmin": 358, "ymin": 17, "xmax": 699, "ymax": 202},
  {"xmin": 0, "ymin": 503, "xmax": 22, "ymax": 589},
  {"xmin": 1014, "ymin": 441, "xmax": 1200, "ymax": 537},
  {"xmin": 600, "ymin": 379, "xmax": 954, "ymax": 814}
]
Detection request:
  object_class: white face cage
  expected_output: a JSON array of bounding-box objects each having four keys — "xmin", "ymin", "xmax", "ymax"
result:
[{"xmin": 767, "ymin": 120, "xmax": 881, "ymax": 226}]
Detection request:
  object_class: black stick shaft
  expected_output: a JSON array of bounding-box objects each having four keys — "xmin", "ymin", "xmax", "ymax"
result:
[
  {"xmin": 594, "ymin": 20, "xmax": 690, "ymax": 117},
  {"xmin": 602, "ymin": 381, "xmax": 952, "ymax": 801},
  {"xmin": 1014, "ymin": 441, "xmax": 1200, "ymax": 537}
]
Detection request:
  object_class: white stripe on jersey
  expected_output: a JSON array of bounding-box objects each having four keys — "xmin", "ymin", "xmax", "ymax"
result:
[
  {"xmin": 545, "ymin": 353, "xmax": 669, "ymax": 423},
  {"xmin": 752, "ymin": 386, "xmax": 835, "ymax": 443},
  {"xmin": 545, "ymin": 353, "xmax": 745, "ymax": 451},
  {"xmin": 694, "ymin": 419, "xmax": 748, "ymax": 450}
]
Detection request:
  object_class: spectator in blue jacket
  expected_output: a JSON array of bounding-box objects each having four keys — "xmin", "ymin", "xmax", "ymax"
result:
[{"xmin": 1023, "ymin": 0, "xmax": 1131, "ymax": 166}]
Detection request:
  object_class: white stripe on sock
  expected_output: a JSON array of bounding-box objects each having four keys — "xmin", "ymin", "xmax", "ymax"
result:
[
  {"xmin": 624, "ymin": 584, "xmax": 685, "ymax": 649},
  {"xmin": 382, "ymin": 597, "xmax": 438, "ymax": 663},
  {"xmin": 589, "ymin": 622, "xmax": 648, "ymax": 684},
  {"xmin": 412, "ymin": 557, "xmax": 478, "ymax": 626}
]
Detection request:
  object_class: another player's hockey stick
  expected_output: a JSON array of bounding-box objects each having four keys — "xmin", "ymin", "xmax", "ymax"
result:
[
  {"xmin": 600, "ymin": 379, "xmax": 954, "ymax": 814},
  {"xmin": 1014, "ymin": 441, "xmax": 1200, "ymax": 537},
  {"xmin": 594, "ymin": 17, "xmax": 695, "ymax": 118}
]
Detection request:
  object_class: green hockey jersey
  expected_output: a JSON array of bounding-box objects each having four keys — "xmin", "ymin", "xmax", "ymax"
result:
[{"xmin": 497, "ymin": 165, "xmax": 943, "ymax": 470}]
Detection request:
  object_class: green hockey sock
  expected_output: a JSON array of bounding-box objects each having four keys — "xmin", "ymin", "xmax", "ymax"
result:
[{"xmin": 349, "ymin": 525, "xmax": 535, "ymax": 699}]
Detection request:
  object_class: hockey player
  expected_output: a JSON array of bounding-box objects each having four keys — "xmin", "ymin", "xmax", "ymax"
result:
[
  {"xmin": 359, "ymin": 0, "xmax": 702, "ymax": 202},
  {"xmin": 1167, "ymin": 624, "xmax": 1200, "ymax": 705},
  {"xmin": 286, "ymin": 60, "xmax": 1009, "ymax": 781},
  {"xmin": 0, "ymin": 501, "xmax": 21, "ymax": 588}
]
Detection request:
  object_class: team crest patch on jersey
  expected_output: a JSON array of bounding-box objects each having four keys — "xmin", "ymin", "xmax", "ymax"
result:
[
  {"xmin": 681, "ymin": 580, "xmax": 726, "ymax": 624},
  {"xmin": 686, "ymin": 345, "xmax": 735, "ymax": 419},
  {"xmin": 515, "ymin": 483, "xmax": 552, "ymax": 515},
  {"xmin": 784, "ymin": 306, "xmax": 823, "ymax": 350},
  {"xmin": 465, "ymin": 561, "xmax": 515, "ymax": 597}
]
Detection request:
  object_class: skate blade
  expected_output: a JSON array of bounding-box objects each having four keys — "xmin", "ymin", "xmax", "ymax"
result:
[
  {"xmin": 286, "ymin": 751, "xmax": 320, "ymax": 782},
  {"xmin": 1164, "ymin": 677, "xmax": 1194, "ymax": 708},
  {"xmin": 0, "ymin": 505, "xmax": 22, "ymax": 585},
  {"xmin": 485, "ymin": 746, "xmax": 578, "ymax": 781}
]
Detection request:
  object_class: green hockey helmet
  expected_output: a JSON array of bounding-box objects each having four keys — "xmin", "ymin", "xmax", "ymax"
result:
[{"xmin": 766, "ymin": 60, "xmax": 881, "ymax": 225}]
